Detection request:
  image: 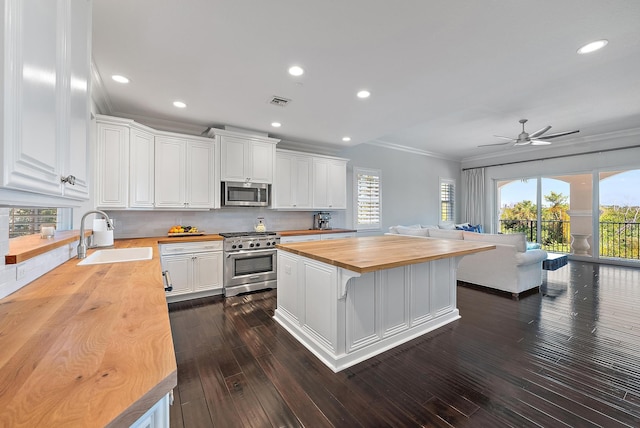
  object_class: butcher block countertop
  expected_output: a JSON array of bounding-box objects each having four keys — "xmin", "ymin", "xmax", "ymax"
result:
[
  {"xmin": 0, "ymin": 237, "xmax": 177, "ymax": 427},
  {"xmin": 277, "ymin": 228, "xmax": 356, "ymax": 237},
  {"xmin": 277, "ymin": 235, "xmax": 496, "ymax": 274}
]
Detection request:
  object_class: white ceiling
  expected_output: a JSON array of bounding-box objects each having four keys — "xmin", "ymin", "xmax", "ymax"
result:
[{"xmin": 92, "ymin": 0, "xmax": 640, "ymax": 161}]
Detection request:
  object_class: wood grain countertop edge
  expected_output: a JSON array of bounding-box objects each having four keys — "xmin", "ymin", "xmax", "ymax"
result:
[{"xmin": 277, "ymin": 235, "xmax": 496, "ymax": 274}]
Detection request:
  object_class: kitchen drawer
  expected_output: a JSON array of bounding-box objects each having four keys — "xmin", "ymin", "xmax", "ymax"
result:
[
  {"xmin": 321, "ymin": 232, "xmax": 355, "ymax": 240},
  {"xmin": 280, "ymin": 234, "xmax": 321, "ymax": 243},
  {"xmin": 160, "ymin": 241, "xmax": 222, "ymax": 255}
]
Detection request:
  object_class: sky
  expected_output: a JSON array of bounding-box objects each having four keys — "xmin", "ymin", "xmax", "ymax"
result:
[{"xmin": 499, "ymin": 169, "xmax": 640, "ymax": 207}]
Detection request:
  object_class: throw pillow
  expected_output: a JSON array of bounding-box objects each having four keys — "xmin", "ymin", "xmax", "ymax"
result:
[
  {"xmin": 526, "ymin": 242, "xmax": 542, "ymax": 250},
  {"xmin": 455, "ymin": 224, "xmax": 483, "ymax": 233}
]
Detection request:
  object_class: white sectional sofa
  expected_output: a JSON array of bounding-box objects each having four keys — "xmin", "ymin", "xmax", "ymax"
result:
[{"xmin": 388, "ymin": 225, "xmax": 548, "ymax": 298}]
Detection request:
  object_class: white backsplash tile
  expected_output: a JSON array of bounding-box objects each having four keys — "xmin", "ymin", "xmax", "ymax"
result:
[{"xmin": 105, "ymin": 209, "xmax": 347, "ymax": 238}]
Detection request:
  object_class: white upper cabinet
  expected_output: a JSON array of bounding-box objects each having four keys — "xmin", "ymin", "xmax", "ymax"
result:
[
  {"xmin": 185, "ymin": 140, "xmax": 216, "ymax": 209},
  {"xmin": 312, "ymin": 157, "xmax": 348, "ymax": 209},
  {"xmin": 219, "ymin": 134, "xmax": 278, "ymax": 184},
  {"xmin": 95, "ymin": 116, "xmax": 218, "ymax": 210},
  {"xmin": 154, "ymin": 137, "xmax": 185, "ymax": 209},
  {"xmin": 0, "ymin": 0, "xmax": 91, "ymax": 202},
  {"xmin": 155, "ymin": 135, "xmax": 216, "ymax": 209},
  {"xmin": 95, "ymin": 119, "xmax": 130, "ymax": 208},
  {"xmin": 274, "ymin": 150, "xmax": 312, "ymax": 209},
  {"xmin": 129, "ymin": 127, "xmax": 155, "ymax": 208}
]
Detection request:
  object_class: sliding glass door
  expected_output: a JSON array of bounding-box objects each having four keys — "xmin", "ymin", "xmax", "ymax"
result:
[
  {"xmin": 497, "ymin": 174, "xmax": 591, "ymax": 254},
  {"xmin": 599, "ymin": 169, "xmax": 640, "ymax": 261},
  {"xmin": 496, "ymin": 168, "xmax": 640, "ymax": 262}
]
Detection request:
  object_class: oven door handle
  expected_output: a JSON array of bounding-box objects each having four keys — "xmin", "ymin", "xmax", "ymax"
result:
[{"xmin": 226, "ymin": 248, "xmax": 277, "ymax": 258}]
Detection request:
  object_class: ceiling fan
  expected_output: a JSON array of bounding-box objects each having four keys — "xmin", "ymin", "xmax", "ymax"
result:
[{"xmin": 478, "ymin": 119, "xmax": 579, "ymax": 147}]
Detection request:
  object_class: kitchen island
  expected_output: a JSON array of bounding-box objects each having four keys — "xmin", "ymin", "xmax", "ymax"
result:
[{"xmin": 275, "ymin": 235, "xmax": 495, "ymax": 372}]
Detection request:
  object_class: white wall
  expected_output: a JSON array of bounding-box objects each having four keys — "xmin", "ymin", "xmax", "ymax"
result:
[{"xmin": 338, "ymin": 143, "xmax": 461, "ymax": 235}]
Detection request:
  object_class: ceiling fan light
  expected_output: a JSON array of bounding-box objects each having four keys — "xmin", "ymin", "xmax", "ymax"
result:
[
  {"xmin": 577, "ymin": 39, "xmax": 608, "ymax": 54},
  {"xmin": 531, "ymin": 140, "xmax": 552, "ymax": 146}
]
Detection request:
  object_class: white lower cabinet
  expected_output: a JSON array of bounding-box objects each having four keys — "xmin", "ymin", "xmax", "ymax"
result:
[
  {"xmin": 280, "ymin": 232, "xmax": 355, "ymax": 244},
  {"xmin": 160, "ymin": 241, "xmax": 223, "ymax": 302},
  {"xmin": 129, "ymin": 392, "xmax": 171, "ymax": 428}
]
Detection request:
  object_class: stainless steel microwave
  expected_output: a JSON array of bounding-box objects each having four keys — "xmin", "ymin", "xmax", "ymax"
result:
[{"xmin": 222, "ymin": 181, "xmax": 270, "ymax": 207}]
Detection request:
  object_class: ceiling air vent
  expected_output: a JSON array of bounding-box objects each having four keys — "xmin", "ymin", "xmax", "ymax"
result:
[{"xmin": 269, "ymin": 96, "xmax": 292, "ymax": 107}]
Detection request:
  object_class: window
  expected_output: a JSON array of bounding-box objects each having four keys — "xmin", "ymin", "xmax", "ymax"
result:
[
  {"xmin": 354, "ymin": 167, "xmax": 381, "ymax": 230},
  {"xmin": 440, "ymin": 178, "xmax": 455, "ymax": 223},
  {"xmin": 9, "ymin": 208, "xmax": 60, "ymax": 238}
]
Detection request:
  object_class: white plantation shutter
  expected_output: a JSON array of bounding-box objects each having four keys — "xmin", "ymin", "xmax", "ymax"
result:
[
  {"xmin": 355, "ymin": 168, "xmax": 381, "ymax": 230},
  {"xmin": 440, "ymin": 178, "xmax": 455, "ymax": 223}
]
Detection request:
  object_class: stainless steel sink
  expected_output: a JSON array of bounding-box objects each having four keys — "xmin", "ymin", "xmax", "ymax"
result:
[{"xmin": 77, "ymin": 247, "xmax": 153, "ymax": 265}]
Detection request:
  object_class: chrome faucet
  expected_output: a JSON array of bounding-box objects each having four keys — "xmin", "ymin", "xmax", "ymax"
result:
[{"xmin": 77, "ymin": 210, "xmax": 114, "ymax": 259}]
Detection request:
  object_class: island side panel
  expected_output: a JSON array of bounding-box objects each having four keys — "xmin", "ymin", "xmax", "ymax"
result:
[{"xmin": 275, "ymin": 250, "xmax": 464, "ymax": 372}]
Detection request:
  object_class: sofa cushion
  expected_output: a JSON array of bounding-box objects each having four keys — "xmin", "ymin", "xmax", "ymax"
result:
[
  {"xmin": 463, "ymin": 231, "xmax": 527, "ymax": 252},
  {"xmin": 396, "ymin": 226, "xmax": 430, "ymax": 237},
  {"xmin": 428, "ymin": 229, "xmax": 464, "ymax": 240},
  {"xmin": 388, "ymin": 224, "xmax": 421, "ymax": 234},
  {"xmin": 439, "ymin": 223, "xmax": 457, "ymax": 230}
]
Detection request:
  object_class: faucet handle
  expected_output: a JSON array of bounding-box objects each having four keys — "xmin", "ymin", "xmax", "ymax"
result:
[{"xmin": 106, "ymin": 219, "xmax": 115, "ymax": 230}]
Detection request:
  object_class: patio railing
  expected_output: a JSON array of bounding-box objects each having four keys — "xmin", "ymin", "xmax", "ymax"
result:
[
  {"xmin": 499, "ymin": 219, "xmax": 640, "ymax": 260},
  {"xmin": 599, "ymin": 221, "xmax": 640, "ymax": 260},
  {"xmin": 498, "ymin": 219, "xmax": 570, "ymax": 253}
]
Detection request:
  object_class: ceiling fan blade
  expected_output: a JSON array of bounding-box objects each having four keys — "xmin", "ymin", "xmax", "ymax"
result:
[
  {"xmin": 529, "ymin": 125, "xmax": 552, "ymax": 138},
  {"xmin": 537, "ymin": 129, "xmax": 580, "ymax": 140},
  {"xmin": 514, "ymin": 140, "xmax": 532, "ymax": 146},
  {"xmin": 478, "ymin": 141, "xmax": 511, "ymax": 147},
  {"xmin": 493, "ymin": 135, "xmax": 515, "ymax": 141},
  {"xmin": 530, "ymin": 139, "xmax": 552, "ymax": 146}
]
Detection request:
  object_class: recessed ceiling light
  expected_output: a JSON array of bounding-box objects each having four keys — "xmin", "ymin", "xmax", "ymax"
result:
[
  {"xmin": 288, "ymin": 66, "xmax": 304, "ymax": 76},
  {"xmin": 111, "ymin": 75, "xmax": 130, "ymax": 84},
  {"xmin": 577, "ymin": 39, "xmax": 608, "ymax": 54},
  {"xmin": 342, "ymin": 136, "xmax": 351, "ymax": 142},
  {"xmin": 173, "ymin": 101, "xmax": 187, "ymax": 108},
  {"xmin": 271, "ymin": 122, "xmax": 282, "ymax": 128},
  {"xmin": 357, "ymin": 90, "xmax": 371, "ymax": 99}
]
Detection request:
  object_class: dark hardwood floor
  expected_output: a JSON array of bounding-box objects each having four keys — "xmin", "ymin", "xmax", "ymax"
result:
[{"xmin": 167, "ymin": 261, "xmax": 640, "ymax": 427}]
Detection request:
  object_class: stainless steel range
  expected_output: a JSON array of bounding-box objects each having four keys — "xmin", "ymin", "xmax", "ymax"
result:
[{"xmin": 220, "ymin": 232, "xmax": 280, "ymax": 297}]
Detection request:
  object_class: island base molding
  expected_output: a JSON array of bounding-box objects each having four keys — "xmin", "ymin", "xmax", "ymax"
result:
[{"xmin": 274, "ymin": 251, "xmax": 462, "ymax": 372}]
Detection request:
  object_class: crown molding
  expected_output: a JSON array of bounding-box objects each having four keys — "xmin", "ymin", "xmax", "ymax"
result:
[
  {"xmin": 277, "ymin": 139, "xmax": 344, "ymax": 156},
  {"xmin": 90, "ymin": 59, "xmax": 113, "ymax": 115},
  {"xmin": 109, "ymin": 112, "xmax": 209, "ymax": 136},
  {"xmin": 365, "ymin": 139, "xmax": 459, "ymax": 162}
]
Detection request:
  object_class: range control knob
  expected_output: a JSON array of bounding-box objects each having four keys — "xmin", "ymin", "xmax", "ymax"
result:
[
  {"xmin": 238, "ymin": 244, "xmax": 243, "ymax": 249},
  {"xmin": 266, "ymin": 242, "xmax": 271, "ymax": 246},
  {"xmin": 256, "ymin": 243, "xmax": 260, "ymax": 247},
  {"xmin": 250, "ymin": 243, "xmax": 255, "ymax": 248},
  {"xmin": 232, "ymin": 244, "xmax": 237, "ymax": 249}
]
